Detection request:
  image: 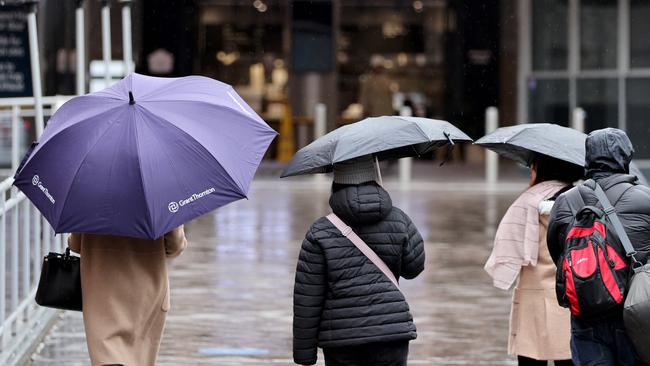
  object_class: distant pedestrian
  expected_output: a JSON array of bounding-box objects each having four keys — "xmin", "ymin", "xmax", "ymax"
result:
[
  {"xmin": 359, "ymin": 63, "xmax": 395, "ymax": 117},
  {"xmin": 485, "ymin": 154, "xmax": 583, "ymax": 366},
  {"xmin": 292, "ymin": 155, "xmax": 425, "ymax": 366},
  {"xmin": 68, "ymin": 226, "xmax": 187, "ymax": 366},
  {"xmin": 548, "ymin": 128, "xmax": 650, "ymax": 366}
]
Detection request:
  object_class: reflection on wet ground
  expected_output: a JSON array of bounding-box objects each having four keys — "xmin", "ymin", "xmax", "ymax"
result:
[{"xmin": 31, "ymin": 178, "xmax": 525, "ymax": 365}]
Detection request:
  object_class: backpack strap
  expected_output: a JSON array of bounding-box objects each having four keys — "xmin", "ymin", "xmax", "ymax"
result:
[
  {"xmin": 591, "ymin": 183, "xmax": 643, "ymax": 271},
  {"xmin": 550, "ymin": 185, "xmax": 573, "ymax": 202},
  {"xmin": 564, "ymin": 186, "xmax": 586, "ymax": 217},
  {"xmin": 326, "ymin": 213, "xmax": 401, "ymax": 290}
]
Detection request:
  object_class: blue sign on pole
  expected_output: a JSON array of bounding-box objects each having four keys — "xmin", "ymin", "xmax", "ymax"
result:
[{"xmin": 0, "ymin": 5, "xmax": 33, "ymax": 97}]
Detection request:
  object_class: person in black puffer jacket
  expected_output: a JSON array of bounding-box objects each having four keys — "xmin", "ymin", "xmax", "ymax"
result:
[
  {"xmin": 547, "ymin": 128, "xmax": 650, "ymax": 366},
  {"xmin": 293, "ymin": 155, "xmax": 425, "ymax": 366}
]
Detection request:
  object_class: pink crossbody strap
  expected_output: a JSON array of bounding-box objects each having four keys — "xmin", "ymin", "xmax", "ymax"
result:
[{"xmin": 326, "ymin": 213, "xmax": 400, "ymax": 290}]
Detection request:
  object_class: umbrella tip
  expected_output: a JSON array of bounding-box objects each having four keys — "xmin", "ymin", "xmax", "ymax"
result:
[{"xmin": 129, "ymin": 91, "xmax": 135, "ymax": 105}]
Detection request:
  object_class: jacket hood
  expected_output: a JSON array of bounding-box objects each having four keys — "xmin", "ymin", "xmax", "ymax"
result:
[
  {"xmin": 586, "ymin": 128, "xmax": 634, "ymax": 180},
  {"xmin": 329, "ymin": 182, "xmax": 392, "ymax": 225}
]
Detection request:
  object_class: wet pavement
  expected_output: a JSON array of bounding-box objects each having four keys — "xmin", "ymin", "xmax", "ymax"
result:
[{"xmin": 29, "ymin": 177, "xmax": 527, "ymax": 366}]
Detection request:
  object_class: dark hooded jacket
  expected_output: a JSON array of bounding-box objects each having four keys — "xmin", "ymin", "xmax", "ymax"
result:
[
  {"xmin": 292, "ymin": 182, "xmax": 425, "ymax": 365},
  {"xmin": 548, "ymin": 127, "xmax": 650, "ymax": 270}
]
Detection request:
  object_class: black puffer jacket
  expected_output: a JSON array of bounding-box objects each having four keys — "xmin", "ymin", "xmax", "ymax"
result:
[
  {"xmin": 548, "ymin": 128, "xmax": 650, "ymax": 266},
  {"xmin": 292, "ymin": 183, "xmax": 425, "ymax": 365}
]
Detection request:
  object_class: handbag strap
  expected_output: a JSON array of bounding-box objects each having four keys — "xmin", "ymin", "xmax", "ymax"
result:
[
  {"xmin": 326, "ymin": 213, "xmax": 400, "ymax": 290},
  {"xmin": 591, "ymin": 182, "xmax": 643, "ymax": 271}
]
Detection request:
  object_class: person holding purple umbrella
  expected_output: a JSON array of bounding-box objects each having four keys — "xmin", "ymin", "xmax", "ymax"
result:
[
  {"xmin": 13, "ymin": 73, "xmax": 276, "ymax": 366},
  {"xmin": 67, "ymin": 226, "xmax": 186, "ymax": 366}
]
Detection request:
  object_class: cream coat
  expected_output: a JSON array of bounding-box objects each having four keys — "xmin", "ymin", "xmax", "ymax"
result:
[
  {"xmin": 507, "ymin": 214, "xmax": 572, "ymax": 360},
  {"xmin": 68, "ymin": 226, "xmax": 187, "ymax": 366}
]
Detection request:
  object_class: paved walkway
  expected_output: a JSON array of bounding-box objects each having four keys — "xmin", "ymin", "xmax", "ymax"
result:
[{"xmin": 29, "ymin": 178, "xmax": 526, "ymax": 365}]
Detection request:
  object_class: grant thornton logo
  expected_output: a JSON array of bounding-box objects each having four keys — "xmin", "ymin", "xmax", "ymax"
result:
[
  {"xmin": 168, "ymin": 187, "xmax": 216, "ymax": 213},
  {"xmin": 168, "ymin": 201, "xmax": 179, "ymax": 213},
  {"xmin": 32, "ymin": 175, "xmax": 56, "ymax": 204}
]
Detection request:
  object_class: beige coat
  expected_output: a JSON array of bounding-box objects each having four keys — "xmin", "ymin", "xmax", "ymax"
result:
[
  {"xmin": 508, "ymin": 214, "xmax": 571, "ymax": 360},
  {"xmin": 359, "ymin": 73, "xmax": 394, "ymax": 117},
  {"xmin": 68, "ymin": 226, "xmax": 187, "ymax": 366}
]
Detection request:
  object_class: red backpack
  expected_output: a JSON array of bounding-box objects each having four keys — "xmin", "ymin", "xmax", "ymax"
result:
[{"xmin": 556, "ymin": 181, "xmax": 640, "ymax": 318}]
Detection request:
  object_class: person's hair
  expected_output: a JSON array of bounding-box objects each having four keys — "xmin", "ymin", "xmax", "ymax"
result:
[{"xmin": 531, "ymin": 154, "xmax": 585, "ymax": 185}]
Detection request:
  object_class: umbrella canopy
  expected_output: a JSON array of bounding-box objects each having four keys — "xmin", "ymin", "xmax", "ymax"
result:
[
  {"xmin": 281, "ymin": 116, "xmax": 472, "ymax": 177},
  {"xmin": 14, "ymin": 73, "xmax": 277, "ymax": 239},
  {"xmin": 475, "ymin": 123, "xmax": 585, "ymax": 167},
  {"xmin": 475, "ymin": 123, "xmax": 648, "ymax": 185}
]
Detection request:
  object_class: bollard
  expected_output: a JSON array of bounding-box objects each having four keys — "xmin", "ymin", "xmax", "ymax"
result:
[
  {"xmin": 572, "ymin": 107, "xmax": 586, "ymax": 133},
  {"xmin": 485, "ymin": 107, "xmax": 499, "ymax": 189},
  {"xmin": 313, "ymin": 103, "xmax": 327, "ymax": 185},
  {"xmin": 101, "ymin": 0, "xmax": 112, "ymax": 87},
  {"xmin": 399, "ymin": 107, "xmax": 413, "ymax": 186},
  {"xmin": 314, "ymin": 103, "xmax": 327, "ymax": 139},
  {"xmin": 120, "ymin": 0, "xmax": 133, "ymax": 75},
  {"xmin": 76, "ymin": 0, "xmax": 86, "ymax": 95}
]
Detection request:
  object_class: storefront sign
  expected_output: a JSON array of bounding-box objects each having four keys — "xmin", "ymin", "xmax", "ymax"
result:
[{"xmin": 0, "ymin": 5, "xmax": 32, "ymax": 97}]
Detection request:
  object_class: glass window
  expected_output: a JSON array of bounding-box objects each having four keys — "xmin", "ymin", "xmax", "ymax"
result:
[
  {"xmin": 580, "ymin": 0, "xmax": 617, "ymax": 70},
  {"xmin": 529, "ymin": 78, "xmax": 569, "ymax": 125},
  {"xmin": 532, "ymin": 0, "xmax": 568, "ymax": 71},
  {"xmin": 631, "ymin": 0, "xmax": 650, "ymax": 68},
  {"xmin": 577, "ymin": 78, "xmax": 618, "ymax": 132},
  {"xmin": 627, "ymin": 78, "xmax": 650, "ymax": 158}
]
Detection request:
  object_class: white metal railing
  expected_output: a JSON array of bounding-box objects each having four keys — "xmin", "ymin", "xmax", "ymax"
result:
[{"xmin": 0, "ymin": 95, "xmax": 73, "ymax": 366}]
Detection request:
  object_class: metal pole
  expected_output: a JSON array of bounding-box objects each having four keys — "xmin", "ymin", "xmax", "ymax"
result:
[
  {"xmin": 76, "ymin": 0, "xmax": 86, "ymax": 95},
  {"xmin": 399, "ymin": 106, "xmax": 413, "ymax": 186},
  {"xmin": 11, "ymin": 106, "xmax": 20, "ymax": 173},
  {"xmin": 120, "ymin": 0, "xmax": 133, "ymax": 74},
  {"xmin": 21, "ymin": 201, "xmax": 30, "ymax": 321},
  {"xmin": 572, "ymin": 107, "xmax": 586, "ymax": 133},
  {"xmin": 10, "ymin": 202, "xmax": 19, "ymax": 332},
  {"xmin": 26, "ymin": 1, "xmax": 44, "ymax": 137},
  {"xmin": 101, "ymin": 0, "xmax": 112, "ymax": 87},
  {"xmin": 485, "ymin": 107, "xmax": 499, "ymax": 188},
  {"xmin": 0, "ymin": 196, "xmax": 6, "ymax": 347},
  {"xmin": 314, "ymin": 103, "xmax": 327, "ymax": 139}
]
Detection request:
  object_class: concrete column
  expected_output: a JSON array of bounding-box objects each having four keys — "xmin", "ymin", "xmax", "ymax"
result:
[{"xmin": 287, "ymin": 0, "xmax": 339, "ymax": 132}]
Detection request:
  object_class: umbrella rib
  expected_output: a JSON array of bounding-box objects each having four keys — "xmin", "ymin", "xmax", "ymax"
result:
[
  {"xmin": 137, "ymin": 102, "xmax": 270, "ymax": 194},
  {"xmin": 141, "ymin": 99, "xmax": 265, "ymax": 125},
  {"xmin": 135, "ymin": 75, "xmax": 226, "ymax": 100},
  {"xmin": 131, "ymin": 109, "xmax": 155, "ymax": 237},
  {"xmin": 27, "ymin": 101, "xmax": 125, "ymax": 167},
  {"xmin": 137, "ymin": 104, "xmax": 247, "ymax": 196},
  {"xmin": 137, "ymin": 114, "xmax": 244, "ymax": 232},
  {"xmin": 55, "ymin": 108, "xmax": 131, "ymax": 229}
]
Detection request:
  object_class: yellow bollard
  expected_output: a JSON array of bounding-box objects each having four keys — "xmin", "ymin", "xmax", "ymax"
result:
[{"xmin": 277, "ymin": 103, "xmax": 295, "ymax": 162}]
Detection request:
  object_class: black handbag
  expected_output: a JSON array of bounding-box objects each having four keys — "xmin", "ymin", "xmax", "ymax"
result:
[{"xmin": 35, "ymin": 248, "xmax": 82, "ymax": 311}]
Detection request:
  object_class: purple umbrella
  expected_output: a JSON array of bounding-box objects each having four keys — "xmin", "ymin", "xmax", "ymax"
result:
[{"xmin": 13, "ymin": 73, "xmax": 277, "ymax": 239}]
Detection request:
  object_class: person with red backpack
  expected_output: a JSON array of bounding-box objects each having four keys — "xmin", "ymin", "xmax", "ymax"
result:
[{"xmin": 548, "ymin": 128, "xmax": 650, "ymax": 366}]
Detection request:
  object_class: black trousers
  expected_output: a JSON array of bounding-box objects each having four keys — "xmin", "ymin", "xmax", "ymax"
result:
[
  {"xmin": 323, "ymin": 341, "xmax": 409, "ymax": 366},
  {"xmin": 518, "ymin": 356, "xmax": 574, "ymax": 366}
]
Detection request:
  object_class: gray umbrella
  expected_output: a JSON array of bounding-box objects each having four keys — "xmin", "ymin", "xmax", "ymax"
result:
[
  {"xmin": 281, "ymin": 116, "xmax": 472, "ymax": 177},
  {"xmin": 475, "ymin": 123, "xmax": 585, "ymax": 167},
  {"xmin": 475, "ymin": 123, "xmax": 648, "ymax": 185}
]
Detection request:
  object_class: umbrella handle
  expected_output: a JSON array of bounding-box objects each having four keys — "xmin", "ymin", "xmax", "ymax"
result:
[
  {"xmin": 374, "ymin": 155, "xmax": 383, "ymax": 186},
  {"xmin": 439, "ymin": 132, "xmax": 455, "ymax": 167}
]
